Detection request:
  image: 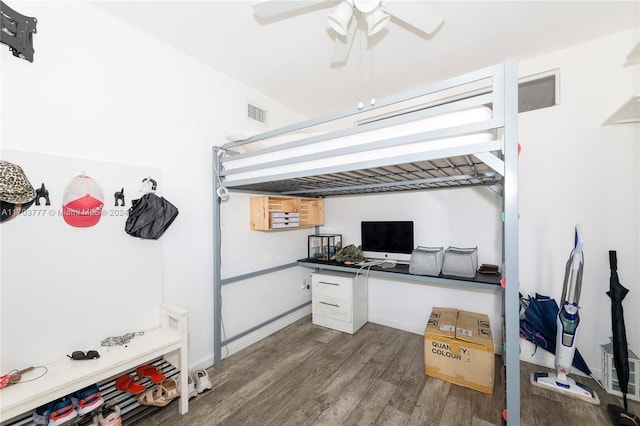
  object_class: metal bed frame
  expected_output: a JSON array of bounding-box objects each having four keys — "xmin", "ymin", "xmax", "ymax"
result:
[{"xmin": 212, "ymin": 59, "xmax": 520, "ymax": 423}]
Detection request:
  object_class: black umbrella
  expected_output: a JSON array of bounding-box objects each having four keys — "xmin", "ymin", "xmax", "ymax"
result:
[
  {"xmin": 125, "ymin": 192, "xmax": 179, "ymax": 240},
  {"xmin": 606, "ymin": 250, "xmax": 629, "ymax": 410}
]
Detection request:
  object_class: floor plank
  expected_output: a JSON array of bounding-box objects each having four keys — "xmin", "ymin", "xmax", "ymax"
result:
[
  {"xmin": 406, "ymin": 376, "xmax": 450, "ymax": 426},
  {"xmin": 136, "ymin": 315, "xmax": 640, "ymax": 426}
]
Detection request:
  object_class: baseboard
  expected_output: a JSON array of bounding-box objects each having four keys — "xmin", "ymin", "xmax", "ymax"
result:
[
  {"xmin": 368, "ymin": 316, "xmax": 423, "ymax": 335},
  {"xmin": 191, "ymin": 306, "xmax": 312, "ymax": 372},
  {"xmin": 223, "ymin": 305, "xmax": 312, "ymax": 359}
]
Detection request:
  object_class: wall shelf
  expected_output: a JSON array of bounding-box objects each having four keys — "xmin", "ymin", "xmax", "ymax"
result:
[
  {"xmin": 250, "ymin": 196, "xmax": 324, "ymax": 230},
  {"xmin": 603, "ymin": 94, "xmax": 640, "ymax": 125}
]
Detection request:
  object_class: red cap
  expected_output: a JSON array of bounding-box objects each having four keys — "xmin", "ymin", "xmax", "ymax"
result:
[{"xmin": 62, "ymin": 174, "xmax": 104, "ymax": 227}]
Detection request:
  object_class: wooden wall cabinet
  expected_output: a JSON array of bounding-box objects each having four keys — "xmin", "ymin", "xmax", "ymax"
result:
[{"xmin": 250, "ymin": 196, "xmax": 324, "ymax": 230}]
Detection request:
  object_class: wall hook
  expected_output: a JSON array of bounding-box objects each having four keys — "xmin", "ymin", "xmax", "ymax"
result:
[
  {"xmin": 140, "ymin": 177, "xmax": 157, "ymax": 194},
  {"xmin": 114, "ymin": 188, "xmax": 125, "ymax": 206},
  {"xmin": 35, "ymin": 182, "xmax": 50, "ymax": 206}
]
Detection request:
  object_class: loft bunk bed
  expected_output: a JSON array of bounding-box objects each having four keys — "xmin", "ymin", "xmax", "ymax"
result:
[{"xmin": 212, "ymin": 60, "xmax": 520, "ymax": 423}]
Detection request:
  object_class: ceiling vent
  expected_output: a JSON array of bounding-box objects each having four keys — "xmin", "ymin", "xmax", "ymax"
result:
[{"xmin": 247, "ymin": 102, "xmax": 267, "ymax": 125}]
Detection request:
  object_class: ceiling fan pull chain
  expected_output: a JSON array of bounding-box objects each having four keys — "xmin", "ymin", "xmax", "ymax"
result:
[{"xmin": 370, "ymin": 40, "xmax": 376, "ymax": 106}]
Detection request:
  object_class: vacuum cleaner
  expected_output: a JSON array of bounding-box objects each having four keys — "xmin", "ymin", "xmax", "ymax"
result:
[{"xmin": 530, "ymin": 224, "xmax": 600, "ymax": 404}]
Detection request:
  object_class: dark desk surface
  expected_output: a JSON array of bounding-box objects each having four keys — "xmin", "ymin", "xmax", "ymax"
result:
[{"xmin": 297, "ymin": 258, "xmax": 502, "ymax": 290}]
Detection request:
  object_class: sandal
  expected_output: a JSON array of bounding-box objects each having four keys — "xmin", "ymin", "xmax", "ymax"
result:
[
  {"xmin": 114, "ymin": 375, "xmax": 145, "ymax": 394},
  {"xmin": 161, "ymin": 378, "xmax": 179, "ymax": 400},
  {"xmin": 136, "ymin": 365, "xmax": 165, "ymax": 384},
  {"xmin": 136, "ymin": 384, "xmax": 172, "ymax": 407}
]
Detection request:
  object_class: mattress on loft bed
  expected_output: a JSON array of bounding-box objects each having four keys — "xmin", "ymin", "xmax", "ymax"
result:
[{"xmin": 221, "ymin": 106, "xmax": 499, "ymax": 184}]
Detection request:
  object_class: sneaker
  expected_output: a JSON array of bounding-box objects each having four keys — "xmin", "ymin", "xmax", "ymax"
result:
[
  {"xmin": 192, "ymin": 369, "xmax": 212, "ymax": 393},
  {"xmin": 32, "ymin": 402, "xmax": 51, "ymax": 425},
  {"xmin": 39, "ymin": 397, "xmax": 78, "ymax": 426},
  {"xmin": 187, "ymin": 374, "xmax": 198, "ymax": 399},
  {"xmin": 71, "ymin": 383, "xmax": 104, "ymax": 415},
  {"xmin": 94, "ymin": 404, "xmax": 122, "ymax": 426}
]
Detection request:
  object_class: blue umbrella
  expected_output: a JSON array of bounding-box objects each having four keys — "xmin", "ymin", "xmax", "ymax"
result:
[{"xmin": 519, "ymin": 293, "xmax": 591, "ymax": 375}]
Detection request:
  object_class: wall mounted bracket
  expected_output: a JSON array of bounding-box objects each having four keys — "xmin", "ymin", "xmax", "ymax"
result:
[{"xmin": 1, "ymin": 1, "xmax": 37, "ymax": 62}]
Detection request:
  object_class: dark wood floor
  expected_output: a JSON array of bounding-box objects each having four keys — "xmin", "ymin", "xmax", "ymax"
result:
[{"xmin": 132, "ymin": 315, "xmax": 638, "ymax": 425}]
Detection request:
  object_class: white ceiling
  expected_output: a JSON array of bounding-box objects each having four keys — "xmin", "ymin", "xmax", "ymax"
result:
[{"xmin": 91, "ymin": 1, "xmax": 639, "ymax": 118}]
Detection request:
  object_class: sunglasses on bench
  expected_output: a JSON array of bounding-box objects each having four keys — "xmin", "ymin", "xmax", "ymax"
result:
[{"xmin": 67, "ymin": 350, "xmax": 100, "ymax": 360}]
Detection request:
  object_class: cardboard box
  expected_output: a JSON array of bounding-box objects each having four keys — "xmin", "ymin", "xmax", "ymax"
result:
[{"xmin": 424, "ymin": 307, "xmax": 494, "ymax": 393}]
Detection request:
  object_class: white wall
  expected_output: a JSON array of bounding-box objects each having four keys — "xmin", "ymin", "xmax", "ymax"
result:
[
  {"xmin": 517, "ymin": 28, "xmax": 639, "ymax": 376},
  {"xmin": 0, "ymin": 149, "xmax": 163, "ymax": 368},
  {"xmin": 0, "ymin": 1, "xmax": 306, "ymax": 372},
  {"xmin": 217, "ymin": 192, "xmax": 313, "ymax": 356}
]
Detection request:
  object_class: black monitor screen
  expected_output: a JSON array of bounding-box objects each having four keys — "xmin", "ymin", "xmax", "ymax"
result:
[{"xmin": 361, "ymin": 221, "xmax": 414, "ymax": 255}]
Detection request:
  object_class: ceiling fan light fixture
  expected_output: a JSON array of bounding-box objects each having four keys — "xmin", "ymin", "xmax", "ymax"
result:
[
  {"xmin": 366, "ymin": 6, "xmax": 390, "ymax": 36},
  {"xmin": 354, "ymin": 0, "xmax": 381, "ymax": 14},
  {"xmin": 327, "ymin": 0, "xmax": 354, "ymax": 36}
]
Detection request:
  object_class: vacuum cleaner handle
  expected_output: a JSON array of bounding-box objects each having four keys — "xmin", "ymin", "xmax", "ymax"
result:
[{"xmin": 571, "ymin": 224, "xmax": 584, "ymax": 271}]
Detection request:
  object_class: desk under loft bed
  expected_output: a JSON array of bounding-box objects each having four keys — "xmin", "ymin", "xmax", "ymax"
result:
[{"xmin": 213, "ymin": 60, "xmax": 520, "ymax": 423}]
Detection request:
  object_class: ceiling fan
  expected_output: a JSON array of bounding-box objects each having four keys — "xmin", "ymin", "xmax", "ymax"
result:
[{"xmin": 253, "ymin": 0, "xmax": 444, "ymax": 65}]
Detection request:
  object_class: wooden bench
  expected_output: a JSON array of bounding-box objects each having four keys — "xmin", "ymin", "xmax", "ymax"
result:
[{"xmin": 0, "ymin": 305, "xmax": 189, "ymax": 424}]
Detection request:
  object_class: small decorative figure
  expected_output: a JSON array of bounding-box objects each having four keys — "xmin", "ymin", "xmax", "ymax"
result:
[
  {"xmin": 35, "ymin": 182, "xmax": 50, "ymax": 206},
  {"xmin": 114, "ymin": 188, "xmax": 125, "ymax": 207}
]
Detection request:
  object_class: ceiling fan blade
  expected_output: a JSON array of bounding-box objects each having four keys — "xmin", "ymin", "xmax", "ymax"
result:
[
  {"xmin": 253, "ymin": 0, "xmax": 332, "ymax": 18},
  {"xmin": 383, "ymin": 1, "xmax": 444, "ymax": 34},
  {"xmin": 330, "ymin": 16, "xmax": 357, "ymax": 65}
]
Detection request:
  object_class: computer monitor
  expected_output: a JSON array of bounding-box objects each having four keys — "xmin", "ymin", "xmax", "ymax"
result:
[{"xmin": 361, "ymin": 221, "xmax": 414, "ymax": 263}]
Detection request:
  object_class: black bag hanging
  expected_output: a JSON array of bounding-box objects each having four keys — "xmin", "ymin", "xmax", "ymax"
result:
[{"xmin": 125, "ymin": 179, "xmax": 178, "ymax": 239}]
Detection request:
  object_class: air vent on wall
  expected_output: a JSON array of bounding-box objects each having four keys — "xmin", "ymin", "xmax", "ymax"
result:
[
  {"xmin": 247, "ymin": 102, "xmax": 267, "ymax": 124},
  {"xmin": 518, "ymin": 72, "xmax": 558, "ymax": 113}
]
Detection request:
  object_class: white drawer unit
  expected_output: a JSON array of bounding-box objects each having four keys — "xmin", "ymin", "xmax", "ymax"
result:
[{"xmin": 311, "ymin": 271, "xmax": 367, "ymax": 334}]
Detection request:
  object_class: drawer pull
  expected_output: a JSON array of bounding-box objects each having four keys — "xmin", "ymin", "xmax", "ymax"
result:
[
  {"xmin": 319, "ymin": 301, "xmax": 340, "ymax": 308},
  {"xmin": 318, "ymin": 281, "xmax": 340, "ymax": 286}
]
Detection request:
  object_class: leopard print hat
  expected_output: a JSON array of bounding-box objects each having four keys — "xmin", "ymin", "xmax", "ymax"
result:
[{"xmin": 0, "ymin": 160, "xmax": 36, "ymax": 204}]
